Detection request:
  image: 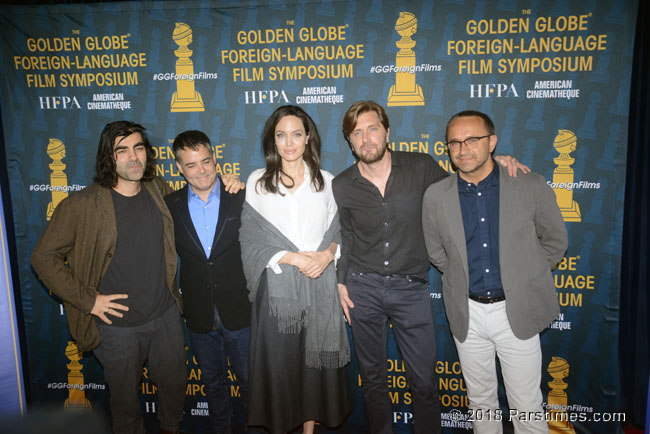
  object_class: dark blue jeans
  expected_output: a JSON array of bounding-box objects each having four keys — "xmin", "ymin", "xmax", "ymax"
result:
[
  {"xmin": 188, "ymin": 307, "xmax": 250, "ymax": 434},
  {"xmin": 346, "ymin": 269, "xmax": 441, "ymax": 434}
]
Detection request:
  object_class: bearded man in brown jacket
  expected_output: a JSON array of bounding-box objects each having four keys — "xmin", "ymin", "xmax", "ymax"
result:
[{"xmin": 31, "ymin": 121, "xmax": 186, "ymax": 434}]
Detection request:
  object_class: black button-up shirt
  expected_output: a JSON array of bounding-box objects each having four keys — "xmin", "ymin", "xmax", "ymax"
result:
[
  {"xmin": 458, "ymin": 162, "xmax": 504, "ymax": 297},
  {"xmin": 332, "ymin": 150, "xmax": 448, "ymax": 283}
]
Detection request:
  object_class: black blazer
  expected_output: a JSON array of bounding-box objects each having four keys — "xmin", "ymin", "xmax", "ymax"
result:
[{"xmin": 165, "ymin": 183, "xmax": 251, "ymax": 333}]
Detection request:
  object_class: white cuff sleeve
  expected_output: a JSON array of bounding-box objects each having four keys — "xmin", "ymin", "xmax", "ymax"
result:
[
  {"xmin": 333, "ymin": 244, "xmax": 341, "ymax": 265},
  {"xmin": 266, "ymin": 250, "xmax": 288, "ymax": 274}
]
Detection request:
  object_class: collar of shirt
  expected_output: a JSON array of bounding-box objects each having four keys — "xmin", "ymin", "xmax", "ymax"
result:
[
  {"xmin": 187, "ymin": 178, "xmax": 221, "ymax": 257},
  {"xmin": 188, "ymin": 177, "xmax": 221, "ymax": 205},
  {"xmin": 351, "ymin": 149, "xmax": 396, "ymax": 183},
  {"xmin": 456, "ymin": 161, "xmax": 503, "ymax": 298},
  {"xmin": 457, "ymin": 159, "xmax": 499, "ymax": 194}
]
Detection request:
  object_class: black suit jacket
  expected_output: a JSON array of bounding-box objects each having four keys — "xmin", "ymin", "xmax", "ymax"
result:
[{"xmin": 165, "ymin": 183, "xmax": 251, "ymax": 333}]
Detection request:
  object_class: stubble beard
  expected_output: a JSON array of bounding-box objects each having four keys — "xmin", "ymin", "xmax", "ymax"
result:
[{"xmin": 117, "ymin": 161, "xmax": 145, "ymax": 182}]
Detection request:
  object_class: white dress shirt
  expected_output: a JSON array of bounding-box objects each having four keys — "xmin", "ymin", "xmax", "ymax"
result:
[{"xmin": 245, "ymin": 161, "xmax": 339, "ymax": 273}]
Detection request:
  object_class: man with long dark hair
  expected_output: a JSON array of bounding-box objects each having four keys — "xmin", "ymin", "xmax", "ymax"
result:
[{"xmin": 31, "ymin": 121, "xmax": 186, "ymax": 434}]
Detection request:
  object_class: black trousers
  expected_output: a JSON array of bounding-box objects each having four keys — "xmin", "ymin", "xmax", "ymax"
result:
[
  {"xmin": 94, "ymin": 304, "xmax": 187, "ymax": 434},
  {"xmin": 346, "ymin": 269, "xmax": 440, "ymax": 434}
]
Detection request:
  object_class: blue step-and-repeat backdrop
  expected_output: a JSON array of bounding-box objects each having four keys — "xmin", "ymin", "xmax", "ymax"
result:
[{"xmin": 0, "ymin": 0, "xmax": 637, "ymax": 432}]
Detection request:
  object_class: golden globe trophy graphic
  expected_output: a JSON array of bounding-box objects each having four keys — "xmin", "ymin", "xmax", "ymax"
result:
[
  {"xmin": 552, "ymin": 129, "xmax": 581, "ymax": 222},
  {"xmin": 547, "ymin": 356, "xmax": 575, "ymax": 433},
  {"xmin": 64, "ymin": 341, "xmax": 91, "ymax": 409},
  {"xmin": 170, "ymin": 22, "xmax": 204, "ymax": 112},
  {"xmin": 46, "ymin": 138, "xmax": 68, "ymax": 221},
  {"xmin": 387, "ymin": 12, "xmax": 425, "ymax": 107}
]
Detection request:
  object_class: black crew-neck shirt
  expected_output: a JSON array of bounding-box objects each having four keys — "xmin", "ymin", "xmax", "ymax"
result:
[{"xmin": 98, "ymin": 187, "xmax": 173, "ymax": 326}]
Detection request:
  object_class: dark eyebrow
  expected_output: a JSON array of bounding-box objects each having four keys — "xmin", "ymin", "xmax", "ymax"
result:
[{"xmin": 114, "ymin": 141, "xmax": 144, "ymax": 152}]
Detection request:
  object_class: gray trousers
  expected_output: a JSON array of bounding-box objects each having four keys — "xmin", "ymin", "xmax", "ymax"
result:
[{"xmin": 94, "ymin": 304, "xmax": 187, "ymax": 434}]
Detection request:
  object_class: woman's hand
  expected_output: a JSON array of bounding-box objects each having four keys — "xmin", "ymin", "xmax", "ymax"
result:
[
  {"xmin": 280, "ymin": 242, "xmax": 337, "ymax": 278},
  {"xmin": 279, "ymin": 251, "xmax": 311, "ymax": 269},
  {"xmin": 297, "ymin": 249, "xmax": 335, "ymax": 279}
]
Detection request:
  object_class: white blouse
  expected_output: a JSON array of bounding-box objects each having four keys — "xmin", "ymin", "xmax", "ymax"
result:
[{"xmin": 245, "ymin": 161, "xmax": 339, "ymax": 274}]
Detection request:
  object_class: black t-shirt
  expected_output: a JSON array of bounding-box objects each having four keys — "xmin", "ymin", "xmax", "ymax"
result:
[{"xmin": 98, "ymin": 187, "xmax": 173, "ymax": 326}]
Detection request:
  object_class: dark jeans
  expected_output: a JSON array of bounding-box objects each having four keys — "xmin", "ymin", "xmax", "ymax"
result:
[
  {"xmin": 94, "ymin": 304, "xmax": 187, "ymax": 434},
  {"xmin": 346, "ymin": 269, "xmax": 441, "ymax": 434},
  {"xmin": 188, "ymin": 307, "xmax": 250, "ymax": 434}
]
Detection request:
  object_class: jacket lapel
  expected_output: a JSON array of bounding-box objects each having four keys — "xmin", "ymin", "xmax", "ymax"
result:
[
  {"xmin": 443, "ymin": 174, "xmax": 469, "ymax": 279},
  {"xmin": 175, "ymin": 186, "xmax": 206, "ymax": 258},
  {"xmin": 96, "ymin": 185, "xmax": 118, "ymax": 248},
  {"xmin": 208, "ymin": 181, "xmax": 232, "ymax": 260},
  {"xmin": 498, "ymin": 164, "xmax": 517, "ymax": 262}
]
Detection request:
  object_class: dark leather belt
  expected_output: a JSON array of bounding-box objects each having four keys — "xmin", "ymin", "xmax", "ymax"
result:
[
  {"xmin": 387, "ymin": 274, "xmax": 427, "ymax": 284},
  {"xmin": 469, "ymin": 294, "xmax": 505, "ymax": 304},
  {"xmin": 352, "ymin": 268, "xmax": 428, "ymax": 285}
]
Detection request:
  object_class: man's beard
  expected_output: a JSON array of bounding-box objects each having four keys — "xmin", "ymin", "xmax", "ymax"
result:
[{"xmin": 357, "ymin": 142, "xmax": 387, "ymax": 164}]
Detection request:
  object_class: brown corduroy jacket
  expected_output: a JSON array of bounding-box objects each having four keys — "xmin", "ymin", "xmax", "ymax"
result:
[{"xmin": 30, "ymin": 176, "xmax": 182, "ymax": 352}]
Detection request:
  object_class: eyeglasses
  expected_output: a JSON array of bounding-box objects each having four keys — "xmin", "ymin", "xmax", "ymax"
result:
[{"xmin": 446, "ymin": 135, "xmax": 493, "ymax": 152}]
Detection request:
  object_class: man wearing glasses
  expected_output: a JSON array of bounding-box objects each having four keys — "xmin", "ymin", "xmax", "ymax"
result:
[
  {"xmin": 422, "ymin": 110, "xmax": 568, "ymax": 433},
  {"xmin": 333, "ymin": 102, "xmax": 527, "ymax": 434}
]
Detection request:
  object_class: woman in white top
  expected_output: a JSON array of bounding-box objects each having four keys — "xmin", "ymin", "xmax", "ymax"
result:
[{"xmin": 240, "ymin": 106, "xmax": 351, "ymax": 434}]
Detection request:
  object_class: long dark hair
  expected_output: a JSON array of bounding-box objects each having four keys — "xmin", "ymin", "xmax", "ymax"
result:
[
  {"xmin": 256, "ymin": 105, "xmax": 325, "ymax": 194},
  {"xmin": 94, "ymin": 120, "xmax": 156, "ymax": 188}
]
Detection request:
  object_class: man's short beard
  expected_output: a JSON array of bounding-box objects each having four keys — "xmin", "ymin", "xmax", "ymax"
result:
[{"xmin": 357, "ymin": 142, "xmax": 387, "ymax": 164}]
